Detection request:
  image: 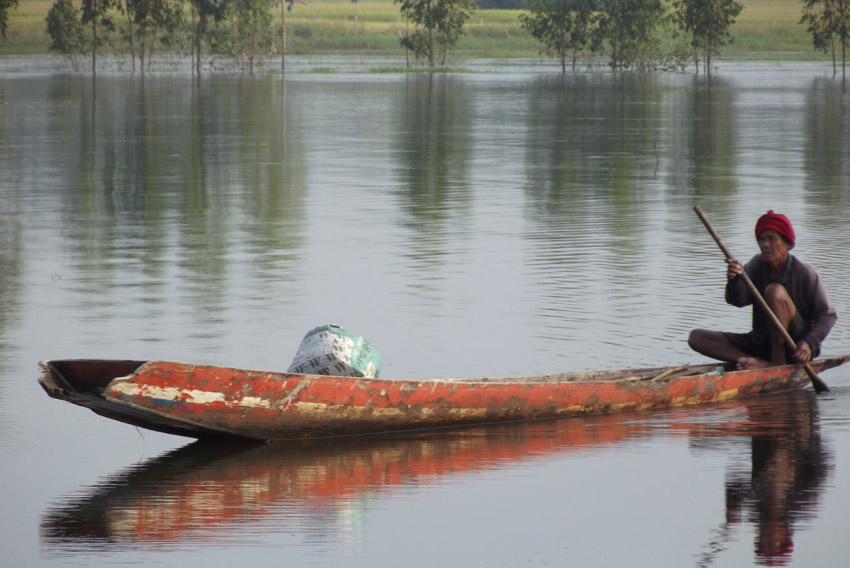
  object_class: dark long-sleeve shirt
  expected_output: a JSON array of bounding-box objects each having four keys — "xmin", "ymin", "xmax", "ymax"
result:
[{"xmin": 725, "ymin": 254, "xmax": 837, "ymax": 354}]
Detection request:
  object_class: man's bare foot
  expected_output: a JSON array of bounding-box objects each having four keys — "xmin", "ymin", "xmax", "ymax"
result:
[{"xmin": 736, "ymin": 357, "xmax": 771, "ymax": 370}]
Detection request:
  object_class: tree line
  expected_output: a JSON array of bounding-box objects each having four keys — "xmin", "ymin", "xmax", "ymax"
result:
[
  {"xmin": 1, "ymin": 0, "xmax": 848, "ymax": 76},
  {"xmin": 519, "ymin": 0, "xmax": 848, "ymax": 75},
  {"xmin": 44, "ymin": 0, "xmax": 276, "ymax": 74}
]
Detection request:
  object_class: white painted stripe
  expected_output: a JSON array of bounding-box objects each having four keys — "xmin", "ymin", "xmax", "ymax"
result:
[{"xmin": 108, "ymin": 382, "xmax": 275, "ymax": 409}]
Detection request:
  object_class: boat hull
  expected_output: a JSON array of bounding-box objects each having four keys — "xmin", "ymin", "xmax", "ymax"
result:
[{"xmin": 38, "ymin": 357, "xmax": 850, "ymax": 441}]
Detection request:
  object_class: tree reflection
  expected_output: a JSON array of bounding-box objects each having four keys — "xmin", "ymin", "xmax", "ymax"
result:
[
  {"xmin": 392, "ymin": 74, "xmax": 473, "ymax": 293},
  {"xmin": 803, "ymin": 77, "xmax": 850, "ymax": 208},
  {"xmin": 523, "ymin": 73, "xmax": 664, "ymax": 223},
  {"xmin": 662, "ymin": 75, "xmax": 739, "ymax": 207},
  {"xmin": 0, "ymin": 152, "xmax": 22, "ymax": 395},
  {"xmin": 800, "ymin": 76, "xmax": 850, "ymax": 331},
  {"xmin": 396, "ymin": 74, "xmax": 472, "ymax": 221},
  {"xmin": 42, "ymin": 75, "xmax": 307, "ymax": 347},
  {"xmin": 520, "ymin": 74, "xmax": 672, "ymax": 358}
]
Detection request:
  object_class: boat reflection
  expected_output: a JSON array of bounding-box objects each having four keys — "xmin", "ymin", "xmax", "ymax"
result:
[
  {"xmin": 41, "ymin": 412, "xmax": 653, "ymax": 549},
  {"xmin": 41, "ymin": 391, "xmax": 829, "ymax": 566}
]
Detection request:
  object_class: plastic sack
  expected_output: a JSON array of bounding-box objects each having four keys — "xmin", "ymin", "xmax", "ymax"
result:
[{"xmin": 287, "ymin": 324, "xmax": 381, "ymax": 378}]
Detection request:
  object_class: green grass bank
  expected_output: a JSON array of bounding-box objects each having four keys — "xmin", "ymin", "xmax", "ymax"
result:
[{"xmin": 0, "ymin": 0, "xmax": 831, "ymax": 62}]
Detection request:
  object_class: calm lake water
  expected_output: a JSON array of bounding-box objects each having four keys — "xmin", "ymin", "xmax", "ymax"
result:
[{"xmin": 1, "ymin": 57, "xmax": 850, "ymax": 567}]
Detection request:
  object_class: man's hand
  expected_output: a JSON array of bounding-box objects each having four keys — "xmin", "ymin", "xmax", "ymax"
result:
[
  {"xmin": 793, "ymin": 341, "xmax": 812, "ymax": 364},
  {"xmin": 726, "ymin": 258, "xmax": 743, "ymax": 280}
]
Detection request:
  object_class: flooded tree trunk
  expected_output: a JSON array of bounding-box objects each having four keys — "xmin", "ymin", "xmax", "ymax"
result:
[
  {"xmin": 281, "ymin": 0, "xmax": 286, "ymax": 72},
  {"xmin": 91, "ymin": 17, "xmax": 96, "ymax": 78},
  {"xmin": 125, "ymin": 0, "xmax": 135, "ymax": 72}
]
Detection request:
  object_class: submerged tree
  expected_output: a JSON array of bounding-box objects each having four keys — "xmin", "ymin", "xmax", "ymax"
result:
[
  {"xmin": 396, "ymin": 0, "xmax": 476, "ymax": 67},
  {"xmin": 81, "ymin": 0, "xmax": 118, "ymax": 75},
  {"xmin": 593, "ymin": 0, "xmax": 666, "ymax": 70},
  {"xmin": 189, "ymin": 0, "xmax": 229, "ymax": 75},
  {"xmin": 435, "ymin": 0, "xmax": 475, "ymax": 64},
  {"xmin": 0, "ymin": 0, "xmax": 18, "ymax": 40},
  {"xmin": 519, "ymin": 0, "xmax": 596, "ymax": 73},
  {"xmin": 801, "ymin": 0, "xmax": 849, "ymax": 80},
  {"xmin": 45, "ymin": 0, "xmax": 86, "ymax": 63},
  {"xmin": 234, "ymin": 0, "xmax": 274, "ymax": 72},
  {"xmin": 673, "ymin": 0, "xmax": 743, "ymax": 74},
  {"xmin": 123, "ymin": 0, "xmax": 183, "ymax": 72}
]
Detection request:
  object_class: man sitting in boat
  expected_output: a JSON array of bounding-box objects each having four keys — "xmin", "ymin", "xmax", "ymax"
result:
[{"xmin": 688, "ymin": 210, "xmax": 837, "ymax": 371}]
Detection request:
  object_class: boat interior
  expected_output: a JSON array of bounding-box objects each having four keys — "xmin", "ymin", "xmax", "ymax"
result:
[{"xmin": 40, "ymin": 360, "xmax": 147, "ymax": 395}]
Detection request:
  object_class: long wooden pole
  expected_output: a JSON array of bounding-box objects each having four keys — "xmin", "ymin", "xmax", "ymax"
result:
[{"xmin": 693, "ymin": 205, "xmax": 829, "ymax": 394}]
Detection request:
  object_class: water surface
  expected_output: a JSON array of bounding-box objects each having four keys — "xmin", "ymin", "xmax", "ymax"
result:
[{"xmin": 1, "ymin": 60, "xmax": 849, "ymax": 567}]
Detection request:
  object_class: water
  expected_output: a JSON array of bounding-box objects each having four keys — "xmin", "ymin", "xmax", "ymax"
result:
[{"xmin": 1, "ymin": 59, "xmax": 849, "ymax": 567}]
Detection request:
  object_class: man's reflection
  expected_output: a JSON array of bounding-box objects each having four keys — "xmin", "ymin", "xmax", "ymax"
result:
[{"xmin": 723, "ymin": 392, "xmax": 829, "ymax": 566}]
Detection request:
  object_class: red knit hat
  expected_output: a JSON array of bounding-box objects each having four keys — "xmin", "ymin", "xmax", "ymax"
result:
[{"xmin": 755, "ymin": 210, "xmax": 795, "ymax": 248}]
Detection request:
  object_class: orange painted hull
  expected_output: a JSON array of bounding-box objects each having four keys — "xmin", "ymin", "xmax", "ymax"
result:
[
  {"xmin": 38, "ymin": 356, "xmax": 850, "ymax": 441},
  {"xmin": 39, "ymin": 391, "xmax": 822, "ymax": 547}
]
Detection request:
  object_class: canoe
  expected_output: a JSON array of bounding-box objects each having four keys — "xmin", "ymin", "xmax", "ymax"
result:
[
  {"xmin": 41, "ymin": 391, "xmax": 821, "ymax": 548},
  {"xmin": 38, "ymin": 356, "xmax": 850, "ymax": 441}
]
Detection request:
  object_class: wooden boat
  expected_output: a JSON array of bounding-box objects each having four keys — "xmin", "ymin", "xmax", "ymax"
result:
[
  {"xmin": 41, "ymin": 392, "xmax": 822, "ymax": 548},
  {"xmin": 38, "ymin": 356, "xmax": 850, "ymax": 441}
]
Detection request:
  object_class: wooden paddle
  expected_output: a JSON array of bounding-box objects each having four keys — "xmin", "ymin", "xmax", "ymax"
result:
[{"xmin": 693, "ymin": 205, "xmax": 829, "ymax": 394}]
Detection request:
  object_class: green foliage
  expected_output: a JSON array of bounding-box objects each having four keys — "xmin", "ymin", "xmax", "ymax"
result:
[
  {"xmin": 478, "ymin": 0, "xmax": 528, "ymax": 7},
  {"xmin": 399, "ymin": 27, "xmax": 432, "ymax": 63},
  {"xmin": 437, "ymin": 0, "xmax": 476, "ymax": 54},
  {"xmin": 78, "ymin": 0, "xmax": 121, "ymax": 70},
  {"xmin": 82, "ymin": 0, "xmax": 117, "ymax": 26},
  {"xmin": 194, "ymin": 0, "xmax": 277, "ymax": 70},
  {"xmin": 124, "ymin": 0, "xmax": 185, "ymax": 69},
  {"xmin": 397, "ymin": 0, "xmax": 477, "ymax": 66},
  {"xmin": 45, "ymin": 0, "xmax": 85, "ymax": 53},
  {"xmin": 801, "ymin": 0, "xmax": 833, "ymax": 52},
  {"xmin": 800, "ymin": 0, "xmax": 850, "ymax": 76},
  {"xmin": 519, "ymin": 0, "xmax": 595, "ymax": 72},
  {"xmin": 188, "ymin": 0, "xmax": 235, "ymax": 73},
  {"xmin": 0, "ymin": 0, "xmax": 18, "ymax": 40},
  {"xmin": 672, "ymin": 0, "xmax": 743, "ymax": 73},
  {"xmin": 234, "ymin": 0, "xmax": 275, "ymax": 69},
  {"xmin": 594, "ymin": 0, "xmax": 666, "ymax": 69}
]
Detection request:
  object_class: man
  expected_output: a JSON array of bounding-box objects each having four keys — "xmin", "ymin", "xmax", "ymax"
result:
[{"xmin": 689, "ymin": 210, "xmax": 837, "ymax": 370}]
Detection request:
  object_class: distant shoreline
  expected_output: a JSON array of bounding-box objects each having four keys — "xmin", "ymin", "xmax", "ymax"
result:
[
  {"xmin": 0, "ymin": 55, "xmax": 839, "ymax": 76},
  {"xmin": 0, "ymin": 0, "xmax": 835, "ymax": 65}
]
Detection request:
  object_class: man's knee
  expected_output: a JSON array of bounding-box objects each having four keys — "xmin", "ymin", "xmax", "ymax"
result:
[
  {"xmin": 688, "ymin": 329, "xmax": 702, "ymax": 349},
  {"xmin": 764, "ymin": 283, "xmax": 797, "ymax": 316},
  {"xmin": 764, "ymin": 283, "xmax": 792, "ymax": 304},
  {"xmin": 688, "ymin": 329, "xmax": 714, "ymax": 351}
]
